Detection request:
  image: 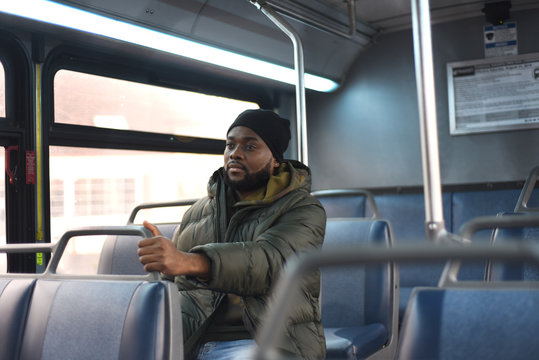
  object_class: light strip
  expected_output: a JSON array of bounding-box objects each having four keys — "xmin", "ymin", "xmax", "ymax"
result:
[{"xmin": 0, "ymin": 0, "xmax": 339, "ymax": 92}]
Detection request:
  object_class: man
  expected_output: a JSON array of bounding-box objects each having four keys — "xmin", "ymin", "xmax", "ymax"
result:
[{"xmin": 138, "ymin": 109, "xmax": 326, "ymax": 359}]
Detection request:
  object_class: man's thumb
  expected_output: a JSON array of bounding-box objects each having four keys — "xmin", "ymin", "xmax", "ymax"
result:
[{"xmin": 143, "ymin": 220, "xmax": 163, "ymax": 236}]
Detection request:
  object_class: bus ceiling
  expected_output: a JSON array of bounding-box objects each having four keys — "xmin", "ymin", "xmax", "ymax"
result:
[{"xmin": 48, "ymin": 0, "xmax": 539, "ymax": 83}]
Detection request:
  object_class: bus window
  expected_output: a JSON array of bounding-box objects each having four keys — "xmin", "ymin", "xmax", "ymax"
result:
[
  {"xmin": 54, "ymin": 70, "xmax": 258, "ymax": 139},
  {"xmin": 51, "ymin": 69, "xmax": 258, "ymax": 273},
  {"xmin": 49, "ymin": 147, "xmax": 222, "ymax": 273},
  {"xmin": 56, "ymin": 234, "xmax": 106, "ymax": 275}
]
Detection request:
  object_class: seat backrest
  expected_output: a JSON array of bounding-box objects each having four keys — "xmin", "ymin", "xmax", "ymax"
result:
[
  {"xmin": 18, "ymin": 279, "xmax": 183, "ymax": 360},
  {"xmin": 376, "ymin": 190, "xmax": 520, "ymax": 323},
  {"xmin": 313, "ymin": 189, "xmax": 379, "ymax": 218},
  {"xmin": 451, "ymin": 190, "xmax": 522, "ymax": 284},
  {"xmin": 0, "ymin": 279, "xmax": 36, "ymax": 360},
  {"xmin": 374, "ymin": 193, "xmax": 451, "ymax": 323},
  {"xmin": 452, "ymin": 189, "xmax": 521, "ymax": 240},
  {"xmin": 398, "ymin": 288, "xmax": 539, "ymax": 360},
  {"xmin": 321, "ymin": 218, "xmax": 396, "ymax": 353},
  {"xmin": 488, "ymin": 213, "xmax": 539, "ymax": 281},
  {"xmin": 98, "ymin": 223, "xmax": 180, "ymax": 275}
]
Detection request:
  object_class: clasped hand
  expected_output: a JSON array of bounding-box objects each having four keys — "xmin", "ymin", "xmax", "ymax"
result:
[{"xmin": 138, "ymin": 220, "xmax": 210, "ymax": 277}]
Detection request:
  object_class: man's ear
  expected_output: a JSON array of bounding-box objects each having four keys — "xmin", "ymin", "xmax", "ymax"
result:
[{"xmin": 272, "ymin": 157, "xmax": 280, "ymax": 169}]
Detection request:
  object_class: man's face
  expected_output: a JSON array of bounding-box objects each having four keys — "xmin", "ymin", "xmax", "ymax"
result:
[{"xmin": 224, "ymin": 126, "xmax": 279, "ymax": 193}]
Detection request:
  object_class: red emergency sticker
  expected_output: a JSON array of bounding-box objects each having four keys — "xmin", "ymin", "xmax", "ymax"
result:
[{"xmin": 26, "ymin": 150, "xmax": 36, "ymax": 185}]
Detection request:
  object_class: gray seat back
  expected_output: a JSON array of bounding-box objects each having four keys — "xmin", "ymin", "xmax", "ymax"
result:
[
  {"xmin": 0, "ymin": 226, "xmax": 183, "ymax": 360},
  {"xmin": 98, "ymin": 223, "xmax": 180, "ymax": 275},
  {"xmin": 19, "ymin": 279, "xmax": 183, "ymax": 360}
]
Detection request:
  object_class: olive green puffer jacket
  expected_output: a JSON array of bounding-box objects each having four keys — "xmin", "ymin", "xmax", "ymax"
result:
[{"xmin": 172, "ymin": 160, "xmax": 326, "ymax": 359}]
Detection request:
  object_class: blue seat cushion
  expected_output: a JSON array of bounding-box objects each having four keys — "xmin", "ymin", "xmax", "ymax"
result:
[{"xmin": 325, "ymin": 323, "xmax": 387, "ymax": 360}]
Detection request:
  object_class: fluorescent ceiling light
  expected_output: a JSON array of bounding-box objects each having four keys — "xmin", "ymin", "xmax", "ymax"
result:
[{"xmin": 0, "ymin": 0, "xmax": 339, "ymax": 92}]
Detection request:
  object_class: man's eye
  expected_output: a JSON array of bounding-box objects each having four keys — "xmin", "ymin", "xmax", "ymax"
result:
[
  {"xmin": 226, "ymin": 143, "xmax": 235, "ymax": 149},
  {"xmin": 245, "ymin": 144, "xmax": 256, "ymax": 150}
]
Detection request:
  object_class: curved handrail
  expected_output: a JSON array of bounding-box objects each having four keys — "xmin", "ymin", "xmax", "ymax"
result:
[
  {"xmin": 127, "ymin": 200, "xmax": 197, "ymax": 224},
  {"xmin": 251, "ymin": 0, "xmax": 308, "ymax": 165},
  {"xmin": 0, "ymin": 225, "xmax": 159, "ymax": 281},
  {"xmin": 438, "ymin": 213, "xmax": 539, "ymax": 287},
  {"xmin": 311, "ymin": 188, "xmax": 381, "ymax": 218},
  {"xmin": 515, "ymin": 165, "xmax": 539, "ymax": 212},
  {"xmin": 253, "ymin": 241, "xmax": 539, "ymax": 360}
]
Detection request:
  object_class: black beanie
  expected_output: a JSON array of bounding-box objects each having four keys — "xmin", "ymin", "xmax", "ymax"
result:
[{"xmin": 227, "ymin": 109, "xmax": 291, "ymax": 162}]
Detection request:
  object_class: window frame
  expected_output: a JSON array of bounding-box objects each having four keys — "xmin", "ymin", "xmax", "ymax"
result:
[
  {"xmin": 0, "ymin": 30, "xmax": 37, "ymax": 272},
  {"xmin": 41, "ymin": 44, "xmax": 278, "ymax": 244},
  {"xmin": 43, "ymin": 46, "xmax": 275, "ymax": 154}
]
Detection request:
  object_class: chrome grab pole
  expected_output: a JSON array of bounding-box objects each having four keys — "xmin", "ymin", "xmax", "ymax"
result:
[
  {"xmin": 411, "ymin": 0, "xmax": 446, "ymax": 242},
  {"xmin": 250, "ymin": 0, "xmax": 308, "ymax": 165}
]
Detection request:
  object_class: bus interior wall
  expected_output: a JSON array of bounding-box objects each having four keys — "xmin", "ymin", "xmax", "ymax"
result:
[{"xmin": 308, "ymin": 7, "xmax": 539, "ymax": 191}]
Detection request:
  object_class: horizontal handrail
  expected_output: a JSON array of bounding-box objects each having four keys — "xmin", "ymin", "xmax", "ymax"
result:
[
  {"xmin": 127, "ymin": 200, "xmax": 197, "ymax": 224},
  {"xmin": 311, "ymin": 188, "xmax": 380, "ymax": 218},
  {"xmin": 254, "ymin": 241, "xmax": 539, "ymax": 360},
  {"xmin": 438, "ymin": 213, "xmax": 539, "ymax": 287},
  {"xmin": 0, "ymin": 226, "xmax": 158, "ymax": 281},
  {"xmin": 459, "ymin": 213, "xmax": 539, "ymax": 240}
]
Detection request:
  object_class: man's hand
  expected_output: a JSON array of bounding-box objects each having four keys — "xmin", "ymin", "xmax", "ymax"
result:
[{"xmin": 138, "ymin": 221, "xmax": 210, "ymax": 278}]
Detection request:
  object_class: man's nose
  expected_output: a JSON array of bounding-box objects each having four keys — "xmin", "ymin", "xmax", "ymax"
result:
[{"xmin": 230, "ymin": 147, "xmax": 244, "ymax": 159}]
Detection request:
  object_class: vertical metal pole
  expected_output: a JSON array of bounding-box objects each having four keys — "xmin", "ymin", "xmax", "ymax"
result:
[
  {"xmin": 250, "ymin": 1, "xmax": 308, "ymax": 165},
  {"xmin": 411, "ymin": 0, "xmax": 446, "ymax": 242}
]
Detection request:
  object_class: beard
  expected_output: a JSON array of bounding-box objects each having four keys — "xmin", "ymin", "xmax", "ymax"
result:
[{"xmin": 224, "ymin": 159, "xmax": 274, "ymax": 193}]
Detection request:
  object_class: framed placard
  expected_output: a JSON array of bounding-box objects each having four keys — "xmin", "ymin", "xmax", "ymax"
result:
[
  {"xmin": 448, "ymin": 52, "xmax": 539, "ymax": 135},
  {"xmin": 484, "ymin": 21, "xmax": 517, "ymax": 58}
]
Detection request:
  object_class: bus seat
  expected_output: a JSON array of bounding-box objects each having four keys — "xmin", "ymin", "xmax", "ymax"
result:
[
  {"xmin": 312, "ymin": 189, "xmax": 379, "ymax": 218},
  {"xmin": 374, "ymin": 193, "xmax": 451, "ymax": 324},
  {"xmin": 452, "ymin": 189, "xmax": 520, "ymax": 252},
  {"xmin": 375, "ymin": 189, "xmax": 519, "ymax": 323},
  {"xmin": 447, "ymin": 190, "xmax": 522, "ymax": 286},
  {"xmin": 98, "ymin": 223, "xmax": 180, "ymax": 275},
  {"xmin": 397, "ymin": 287, "xmax": 539, "ymax": 360},
  {"xmin": 18, "ymin": 279, "xmax": 183, "ymax": 360},
  {"xmin": 452, "ymin": 189, "xmax": 521, "ymax": 235},
  {"xmin": 322, "ymin": 218, "xmax": 397, "ymax": 359},
  {"xmin": 0, "ymin": 279, "xmax": 36, "ymax": 360},
  {"xmin": 488, "ymin": 213, "xmax": 539, "ymax": 281}
]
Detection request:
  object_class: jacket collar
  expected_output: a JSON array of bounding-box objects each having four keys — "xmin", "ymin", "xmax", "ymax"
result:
[{"xmin": 208, "ymin": 160, "xmax": 312, "ymax": 206}]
